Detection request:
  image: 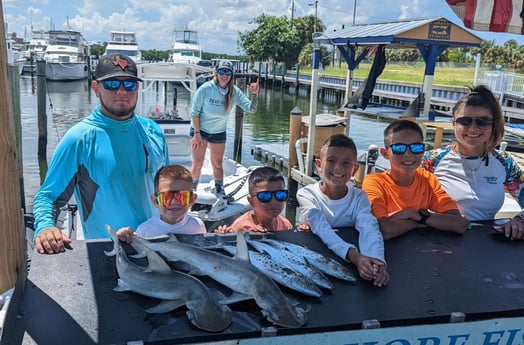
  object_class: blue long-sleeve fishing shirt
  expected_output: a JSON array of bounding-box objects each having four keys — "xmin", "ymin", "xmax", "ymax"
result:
[{"xmin": 33, "ymin": 105, "xmax": 169, "ymax": 239}]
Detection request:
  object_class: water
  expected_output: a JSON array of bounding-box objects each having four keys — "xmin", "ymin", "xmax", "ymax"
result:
[{"xmin": 19, "ymin": 76, "xmax": 391, "ymax": 214}]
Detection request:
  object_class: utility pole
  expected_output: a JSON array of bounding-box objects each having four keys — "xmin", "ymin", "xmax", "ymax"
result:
[
  {"xmin": 353, "ymin": 0, "xmax": 357, "ymax": 25},
  {"xmin": 309, "ymin": 0, "xmax": 318, "ymax": 32}
]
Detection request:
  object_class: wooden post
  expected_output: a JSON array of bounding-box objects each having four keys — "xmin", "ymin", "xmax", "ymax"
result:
[
  {"xmin": 0, "ymin": 5, "xmax": 25, "ymax": 293},
  {"xmin": 9, "ymin": 65, "xmax": 25, "ymax": 213},
  {"xmin": 37, "ymin": 60, "xmax": 48, "ymax": 183},
  {"xmin": 288, "ymin": 107, "xmax": 303, "ymax": 177},
  {"xmin": 233, "ymin": 77, "xmax": 246, "ymax": 162}
]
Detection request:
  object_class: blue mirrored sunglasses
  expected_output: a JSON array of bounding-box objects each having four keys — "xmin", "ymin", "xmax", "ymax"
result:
[
  {"xmin": 389, "ymin": 143, "xmax": 425, "ymax": 155},
  {"xmin": 217, "ymin": 69, "xmax": 233, "ymax": 76},
  {"xmin": 253, "ymin": 190, "xmax": 289, "ymax": 203},
  {"xmin": 101, "ymin": 79, "xmax": 138, "ymax": 91}
]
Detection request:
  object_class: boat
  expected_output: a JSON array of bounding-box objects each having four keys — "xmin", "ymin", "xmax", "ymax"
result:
[
  {"xmin": 136, "ymin": 62, "xmax": 252, "ymax": 231},
  {"xmin": 21, "ymin": 30, "xmax": 48, "ymax": 75},
  {"xmin": 43, "ymin": 30, "xmax": 90, "ymax": 81},
  {"xmin": 103, "ymin": 30, "xmax": 141, "ymax": 63},
  {"xmin": 168, "ymin": 28, "xmax": 202, "ymax": 64},
  {"xmin": 6, "ymin": 37, "xmax": 25, "ymax": 75}
]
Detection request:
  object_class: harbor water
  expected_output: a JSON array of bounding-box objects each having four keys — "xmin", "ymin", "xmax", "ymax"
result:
[{"xmin": 19, "ymin": 76, "xmax": 394, "ymax": 216}]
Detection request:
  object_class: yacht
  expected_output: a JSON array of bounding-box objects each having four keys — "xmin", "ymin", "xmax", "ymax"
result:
[
  {"xmin": 103, "ymin": 30, "xmax": 141, "ymax": 63},
  {"xmin": 6, "ymin": 37, "xmax": 25, "ymax": 75},
  {"xmin": 43, "ymin": 30, "xmax": 90, "ymax": 81},
  {"xmin": 21, "ymin": 30, "xmax": 48, "ymax": 75},
  {"xmin": 168, "ymin": 28, "xmax": 202, "ymax": 64}
]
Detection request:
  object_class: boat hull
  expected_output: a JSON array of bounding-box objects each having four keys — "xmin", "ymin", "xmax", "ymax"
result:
[{"xmin": 45, "ymin": 62, "xmax": 89, "ymax": 81}]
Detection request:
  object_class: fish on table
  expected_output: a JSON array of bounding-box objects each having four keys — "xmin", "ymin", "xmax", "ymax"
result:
[
  {"xmin": 246, "ymin": 237, "xmax": 334, "ymax": 290},
  {"xmin": 104, "ymin": 225, "xmax": 232, "ymax": 333},
  {"xmin": 133, "ymin": 231, "xmax": 308, "ymax": 328},
  {"xmin": 219, "ymin": 243, "xmax": 323, "ymax": 298},
  {"xmin": 259, "ymin": 238, "xmax": 357, "ymax": 283}
]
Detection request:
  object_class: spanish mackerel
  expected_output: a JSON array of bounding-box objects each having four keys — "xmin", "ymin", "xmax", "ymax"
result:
[
  {"xmin": 260, "ymin": 238, "xmax": 357, "ymax": 282},
  {"xmin": 133, "ymin": 232, "xmax": 308, "ymax": 328},
  {"xmin": 219, "ymin": 244, "xmax": 323, "ymax": 297},
  {"xmin": 247, "ymin": 238, "xmax": 334, "ymax": 290},
  {"xmin": 104, "ymin": 225, "xmax": 232, "ymax": 332}
]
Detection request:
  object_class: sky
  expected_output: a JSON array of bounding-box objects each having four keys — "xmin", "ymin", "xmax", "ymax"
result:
[{"xmin": 3, "ymin": 0, "xmax": 524, "ymax": 55}]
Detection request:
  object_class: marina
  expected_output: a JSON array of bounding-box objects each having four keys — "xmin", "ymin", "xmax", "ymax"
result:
[{"xmin": 2, "ymin": 12, "xmax": 524, "ymax": 344}]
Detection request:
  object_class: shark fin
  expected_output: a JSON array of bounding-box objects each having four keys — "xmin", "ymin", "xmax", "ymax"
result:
[
  {"xmin": 145, "ymin": 299, "xmax": 185, "ymax": 313},
  {"xmin": 113, "ymin": 278, "xmax": 132, "ymax": 292}
]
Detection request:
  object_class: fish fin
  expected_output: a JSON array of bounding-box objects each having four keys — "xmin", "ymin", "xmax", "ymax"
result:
[
  {"xmin": 219, "ymin": 292, "xmax": 253, "ymax": 305},
  {"xmin": 131, "ymin": 236, "xmax": 172, "ymax": 273},
  {"xmin": 113, "ymin": 279, "xmax": 132, "ymax": 292},
  {"xmin": 234, "ymin": 231, "xmax": 250, "ymax": 262},
  {"xmin": 104, "ymin": 224, "xmax": 118, "ymax": 256},
  {"xmin": 145, "ymin": 299, "xmax": 185, "ymax": 314},
  {"xmin": 130, "ymin": 251, "xmax": 146, "ymax": 259}
]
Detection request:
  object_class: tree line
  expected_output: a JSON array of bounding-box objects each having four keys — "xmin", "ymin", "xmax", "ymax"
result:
[{"xmin": 91, "ymin": 14, "xmax": 524, "ymax": 71}]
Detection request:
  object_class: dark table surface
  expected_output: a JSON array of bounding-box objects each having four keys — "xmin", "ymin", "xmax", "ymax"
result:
[{"xmin": 3, "ymin": 224, "xmax": 524, "ymax": 345}]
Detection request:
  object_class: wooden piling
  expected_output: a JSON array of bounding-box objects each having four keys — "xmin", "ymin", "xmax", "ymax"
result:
[
  {"xmin": 0, "ymin": 6, "xmax": 25, "ymax": 293},
  {"xmin": 233, "ymin": 77, "xmax": 246, "ymax": 162},
  {"xmin": 288, "ymin": 107, "xmax": 303, "ymax": 177},
  {"xmin": 37, "ymin": 60, "xmax": 48, "ymax": 183},
  {"xmin": 9, "ymin": 65, "xmax": 25, "ymax": 213}
]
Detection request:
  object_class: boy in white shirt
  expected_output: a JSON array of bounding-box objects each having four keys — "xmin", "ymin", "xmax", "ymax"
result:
[{"xmin": 297, "ymin": 134, "xmax": 389, "ymax": 287}]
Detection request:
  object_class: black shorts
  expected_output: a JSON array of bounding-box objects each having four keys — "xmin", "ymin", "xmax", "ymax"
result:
[{"xmin": 190, "ymin": 128, "xmax": 226, "ymax": 144}]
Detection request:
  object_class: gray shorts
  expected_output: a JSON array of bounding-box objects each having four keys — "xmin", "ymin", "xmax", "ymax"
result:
[{"xmin": 190, "ymin": 128, "xmax": 226, "ymax": 144}]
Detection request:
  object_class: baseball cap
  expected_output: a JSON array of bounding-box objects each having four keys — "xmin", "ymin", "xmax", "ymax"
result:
[
  {"xmin": 217, "ymin": 59, "xmax": 233, "ymax": 71},
  {"xmin": 95, "ymin": 54, "xmax": 142, "ymax": 81}
]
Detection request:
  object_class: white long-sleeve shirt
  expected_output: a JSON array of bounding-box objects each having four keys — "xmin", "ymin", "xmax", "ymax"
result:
[{"xmin": 297, "ymin": 183, "xmax": 386, "ymax": 264}]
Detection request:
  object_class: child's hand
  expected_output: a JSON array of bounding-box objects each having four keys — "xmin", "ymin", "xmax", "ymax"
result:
[
  {"xmin": 214, "ymin": 225, "xmax": 233, "ymax": 234},
  {"xmin": 116, "ymin": 226, "xmax": 135, "ymax": 243},
  {"xmin": 353, "ymin": 253, "xmax": 388, "ymax": 287},
  {"xmin": 296, "ymin": 223, "xmax": 311, "ymax": 231}
]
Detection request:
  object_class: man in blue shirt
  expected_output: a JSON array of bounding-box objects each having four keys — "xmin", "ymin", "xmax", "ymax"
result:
[{"xmin": 33, "ymin": 54, "xmax": 169, "ymax": 254}]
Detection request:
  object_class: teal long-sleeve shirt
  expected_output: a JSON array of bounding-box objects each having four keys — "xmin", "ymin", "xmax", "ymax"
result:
[
  {"xmin": 191, "ymin": 80, "xmax": 254, "ymax": 134},
  {"xmin": 33, "ymin": 105, "xmax": 169, "ymax": 239}
]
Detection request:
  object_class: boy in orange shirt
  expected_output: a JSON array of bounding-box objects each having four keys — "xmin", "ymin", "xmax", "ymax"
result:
[{"xmin": 362, "ymin": 119, "xmax": 468, "ymax": 240}]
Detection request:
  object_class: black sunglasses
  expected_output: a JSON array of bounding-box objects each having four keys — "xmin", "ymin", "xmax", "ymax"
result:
[
  {"xmin": 101, "ymin": 79, "xmax": 138, "ymax": 91},
  {"xmin": 389, "ymin": 143, "xmax": 425, "ymax": 155},
  {"xmin": 453, "ymin": 116, "xmax": 493, "ymax": 128},
  {"xmin": 217, "ymin": 69, "xmax": 233, "ymax": 76},
  {"xmin": 253, "ymin": 190, "xmax": 289, "ymax": 203}
]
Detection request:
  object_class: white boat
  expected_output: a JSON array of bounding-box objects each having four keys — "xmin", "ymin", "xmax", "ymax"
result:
[
  {"xmin": 103, "ymin": 30, "xmax": 141, "ymax": 63},
  {"xmin": 43, "ymin": 30, "xmax": 90, "ymax": 81},
  {"xmin": 168, "ymin": 28, "xmax": 202, "ymax": 64},
  {"xmin": 6, "ymin": 37, "xmax": 25, "ymax": 75},
  {"xmin": 136, "ymin": 62, "xmax": 254, "ymax": 231},
  {"xmin": 21, "ymin": 30, "xmax": 48, "ymax": 75}
]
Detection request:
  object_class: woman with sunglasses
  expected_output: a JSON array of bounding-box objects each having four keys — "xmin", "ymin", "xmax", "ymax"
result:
[
  {"xmin": 423, "ymin": 85, "xmax": 524, "ymax": 240},
  {"xmin": 214, "ymin": 167, "xmax": 292, "ymax": 233},
  {"xmin": 190, "ymin": 59, "xmax": 259, "ymax": 201},
  {"xmin": 363, "ymin": 119, "xmax": 469, "ymax": 240}
]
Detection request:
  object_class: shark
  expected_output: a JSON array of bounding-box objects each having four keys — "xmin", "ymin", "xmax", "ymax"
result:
[
  {"xmin": 104, "ymin": 225, "xmax": 232, "ymax": 332},
  {"xmin": 133, "ymin": 231, "xmax": 308, "ymax": 328}
]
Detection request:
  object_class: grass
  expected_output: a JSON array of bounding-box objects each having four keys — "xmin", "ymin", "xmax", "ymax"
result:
[{"xmin": 301, "ymin": 62, "xmax": 487, "ymax": 87}]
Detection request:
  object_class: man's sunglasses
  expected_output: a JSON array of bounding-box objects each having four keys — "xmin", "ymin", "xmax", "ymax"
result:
[
  {"xmin": 389, "ymin": 143, "xmax": 426, "ymax": 155},
  {"xmin": 453, "ymin": 116, "xmax": 493, "ymax": 128},
  {"xmin": 253, "ymin": 190, "xmax": 289, "ymax": 203},
  {"xmin": 155, "ymin": 190, "xmax": 193, "ymax": 207},
  {"xmin": 217, "ymin": 69, "xmax": 233, "ymax": 76},
  {"xmin": 101, "ymin": 79, "xmax": 138, "ymax": 91}
]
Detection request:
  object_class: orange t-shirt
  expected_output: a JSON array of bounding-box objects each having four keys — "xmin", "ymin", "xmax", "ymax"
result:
[
  {"xmin": 362, "ymin": 168, "xmax": 459, "ymax": 220},
  {"xmin": 230, "ymin": 211, "xmax": 293, "ymax": 231}
]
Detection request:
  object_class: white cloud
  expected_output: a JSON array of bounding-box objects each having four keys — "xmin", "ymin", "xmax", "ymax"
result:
[{"xmin": 4, "ymin": 0, "xmax": 524, "ymax": 55}]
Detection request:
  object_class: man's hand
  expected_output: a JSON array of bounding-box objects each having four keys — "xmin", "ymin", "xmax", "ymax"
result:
[{"xmin": 35, "ymin": 227, "xmax": 72, "ymax": 254}]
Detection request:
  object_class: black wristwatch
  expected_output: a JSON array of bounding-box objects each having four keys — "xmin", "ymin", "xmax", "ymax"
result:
[{"xmin": 418, "ymin": 209, "xmax": 431, "ymax": 224}]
